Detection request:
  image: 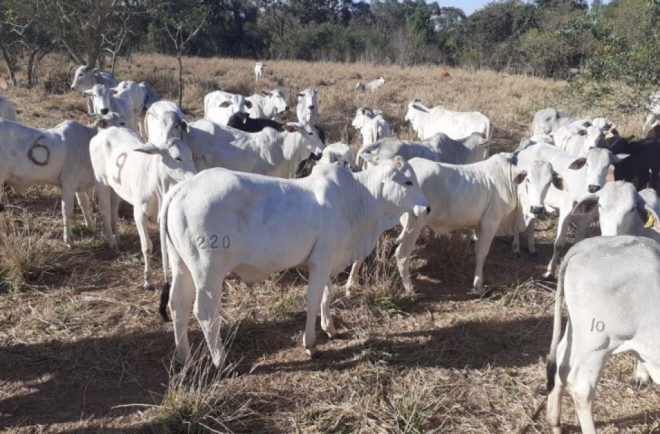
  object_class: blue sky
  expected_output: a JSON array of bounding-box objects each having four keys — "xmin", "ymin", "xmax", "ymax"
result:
[{"xmin": 429, "ymin": 1, "xmax": 610, "ymax": 16}]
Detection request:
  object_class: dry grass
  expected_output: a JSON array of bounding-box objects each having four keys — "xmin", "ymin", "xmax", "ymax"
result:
[{"xmin": 0, "ymin": 54, "xmax": 657, "ymax": 434}]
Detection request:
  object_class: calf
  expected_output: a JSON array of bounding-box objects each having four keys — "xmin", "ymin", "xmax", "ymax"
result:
[
  {"xmin": 0, "ymin": 114, "xmax": 127, "ymax": 246},
  {"xmin": 90, "ymin": 126, "xmax": 196, "ymax": 288},
  {"xmin": 204, "ymin": 91, "xmax": 251, "ymax": 126},
  {"xmin": 554, "ymin": 124, "xmax": 604, "ymax": 157},
  {"xmin": 0, "ymin": 96, "xmax": 18, "ymax": 121},
  {"xmin": 158, "ymin": 157, "xmax": 430, "ymax": 366},
  {"xmin": 363, "ymin": 76, "xmax": 385, "ymax": 92},
  {"xmin": 84, "ymin": 84, "xmax": 138, "ymax": 132},
  {"xmin": 517, "ymin": 143, "xmax": 627, "ymax": 278},
  {"xmin": 254, "ymin": 62, "xmax": 265, "ymax": 81},
  {"xmin": 246, "ymin": 90, "xmax": 288, "ymax": 119},
  {"xmin": 546, "ymin": 235, "xmax": 660, "ymax": 434},
  {"xmin": 351, "ymin": 107, "xmax": 392, "ymax": 147},
  {"xmin": 184, "ymin": 119, "xmax": 325, "ymax": 178},
  {"xmin": 599, "ymin": 135, "xmax": 660, "ymax": 191},
  {"xmin": 112, "ymin": 80, "xmax": 160, "ymax": 135},
  {"xmin": 393, "ymin": 153, "xmax": 559, "ymax": 295}
]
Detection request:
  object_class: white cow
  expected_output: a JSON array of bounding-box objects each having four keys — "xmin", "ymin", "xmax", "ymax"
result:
[
  {"xmin": 516, "ymin": 143, "xmax": 628, "ymax": 278},
  {"xmin": 405, "ymin": 99, "xmax": 494, "ymax": 141},
  {"xmin": 157, "ymin": 157, "xmax": 431, "ymax": 367},
  {"xmin": 554, "ymin": 124, "xmax": 605, "ymax": 158},
  {"xmin": 356, "ymin": 133, "xmax": 490, "ymax": 168},
  {"xmin": 70, "ymin": 65, "xmax": 117, "ymax": 91},
  {"xmin": 184, "ymin": 119, "xmax": 325, "ymax": 178},
  {"xmin": 356, "ymin": 77, "xmax": 385, "ymax": 92},
  {"xmin": 546, "ymin": 235, "xmax": 660, "ymax": 434},
  {"xmin": 296, "ymin": 88, "xmax": 318, "ymax": 125},
  {"xmin": 203, "ymin": 91, "xmax": 251, "ymax": 126},
  {"xmin": 392, "ymin": 153, "xmax": 560, "ymax": 295},
  {"xmin": 0, "ymin": 96, "xmax": 18, "ymax": 121},
  {"xmin": 245, "ymin": 90, "xmax": 288, "ymax": 119},
  {"xmin": 145, "ymin": 101, "xmax": 189, "ymax": 146},
  {"xmin": 89, "ymin": 126, "xmax": 196, "ymax": 288},
  {"xmin": 531, "ymin": 108, "xmax": 576, "ymax": 137},
  {"xmin": 319, "ymin": 142, "xmax": 357, "ymax": 171},
  {"xmin": 352, "ymin": 107, "xmax": 392, "ymax": 147},
  {"xmin": 254, "ymin": 62, "xmax": 265, "ymax": 81},
  {"xmin": 84, "ymin": 84, "xmax": 138, "ymax": 132},
  {"xmin": 0, "ymin": 114, "xmax": 127, "ymax": 246}
]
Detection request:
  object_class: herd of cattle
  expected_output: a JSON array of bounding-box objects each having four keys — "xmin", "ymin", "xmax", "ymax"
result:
[{"xmin": 2, "ymin": 63, "xmax": 660, "ymax": 432}]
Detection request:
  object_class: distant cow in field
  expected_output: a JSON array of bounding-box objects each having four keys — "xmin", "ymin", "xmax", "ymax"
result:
[{"xmin": 437, "ymin": 70, "xmax": 451, "ymax": 80}]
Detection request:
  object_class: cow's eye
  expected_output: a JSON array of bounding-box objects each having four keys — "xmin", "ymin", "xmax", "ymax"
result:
[
  {"xmin": 120, "ymin": 122, "xmax": 126, "ymax": 126},
  {"xmin": 405, "ymin": 181, "xmax": 413, "ymax": 186},
  {"xmin": 175, "ymin": 157, "xmax": 182, "ymax": 162}
]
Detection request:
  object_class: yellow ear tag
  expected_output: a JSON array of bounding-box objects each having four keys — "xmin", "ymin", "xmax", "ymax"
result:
[{"xmin": 645, "ymin": 214, "xmax": 655, "ymax": 228}]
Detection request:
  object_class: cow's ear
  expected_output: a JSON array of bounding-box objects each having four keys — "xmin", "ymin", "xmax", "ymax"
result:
[
  {"xmin": 95, "ymin": 118, "xmax": 109, "ymax": 129},
  {"xmin": 577, "ymin": 129, "xmax": 587, "ymax": 136},
  {"xmin": 646, "ymin": 208, "xmax": 660, "ymax": 232},
  {"xmin": 261, "ymin": 90, "xmax": 269, "ymax": 96},
  {"xmin": 392, "ymin": 156, "xmax": 405, "ymax": 170},
  {"xmin": 611, "ymin": 153, "xmax": 629, "ymax": 164},
  {"xmin": 219, "ymin": 101, "xmax": 231, "ymax": 108},
  {"xmin": 83, "ymin": 89, "xmax": 94, "ymax": 96},
  {"xmin": 361, "ymin": 108, "xmax": 366, "ymax": 115},
  {"xmin": 360, "ymin": 151, "xmax": 377, "ymax": 164},
  {"xmin": 133, "ymin": 144, "xmax": 162, "ymax": 155},
  {"xmin": 245, "ymin": 101, "xmax": 252, "ymax": 109},
  {"xmin": 568, "ymin": 158, "xmax": 586, "ymax": 170},
  {"xmin": 552, "ymin": 171, "xmax": 565, "ymax": 190},
  {"xmin": 571, "ymin": 195, "xmax": 599, "ymax": 216},
  {"xmin": 513, "ymin": 170, "xmax": 527, "ymax": 185},
  {"xmin": 610, "ymin": 128, "xmax": 620, "ymax": 136},
  {"xmin": 179, "ymin": 120, "xmax": 188, "ymax": 133}
]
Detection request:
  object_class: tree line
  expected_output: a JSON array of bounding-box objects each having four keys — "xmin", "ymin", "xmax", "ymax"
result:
[{"xmin": 0, "ymin": 0, "xmax": 659, "ymax": 90}]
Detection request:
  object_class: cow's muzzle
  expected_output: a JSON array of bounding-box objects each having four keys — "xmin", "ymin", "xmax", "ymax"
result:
[
  {"xmin": 100, "ymin": 108, "xmax": 109, "ymax": 115},
  {"xmin": 530, "ymin": 205, "xmax": 545, "ymax": 215},
  {"xmin": 413, "ymin": 205, "xmax": 431, "ymax": 217},
  {"xmin": 588, "ymin": 185, "xmax": 601, "ymax": 193}
]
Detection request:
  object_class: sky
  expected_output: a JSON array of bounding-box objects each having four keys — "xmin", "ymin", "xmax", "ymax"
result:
[{"xmin": 427, "ymin": 0, "xmax": 610, "ymax": 16}]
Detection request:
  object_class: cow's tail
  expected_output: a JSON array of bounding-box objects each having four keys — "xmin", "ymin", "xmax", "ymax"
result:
[
  {"xmin": 546, "ymin": 253, "xmax": 570, "ymax": 393},
  {"xmin": 158, "ymin": 185, "xmax": 180, "ymax": 322}
]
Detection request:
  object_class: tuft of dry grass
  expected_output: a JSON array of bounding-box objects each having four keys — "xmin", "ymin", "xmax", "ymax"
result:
[{"xmin": 1, "ymin": 54, "xmax": 658, "ymax": 434}]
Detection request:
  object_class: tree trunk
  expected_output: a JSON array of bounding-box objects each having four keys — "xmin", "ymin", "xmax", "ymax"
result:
[
  {"xmin": 0, "ymin": 44, "xmax": 17, "ymax": 86},
  {"xmin": 27, "ymin": 49, "xmax": 38, "ymax": 88},
  {"xmin": 177, "ymin": 53, "xmax": 184, "ymax": 107}
]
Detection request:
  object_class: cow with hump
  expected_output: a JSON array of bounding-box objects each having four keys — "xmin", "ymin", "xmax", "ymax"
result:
[
  {"xmin": 392, "ymin": 153, "xmax": 562, "ymax": 296},
  {"xmin": 158, "ymin": 156, "xmax": 431, "ymax": 368},
  {"xmin": 546, "ymin": 235, "xmax": 660, "ymax": 434}
]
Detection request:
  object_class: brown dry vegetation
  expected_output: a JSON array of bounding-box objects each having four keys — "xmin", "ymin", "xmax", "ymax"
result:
[{"xmin": 0, "ymin": 55, "xmax": 657, "ymax": 434}]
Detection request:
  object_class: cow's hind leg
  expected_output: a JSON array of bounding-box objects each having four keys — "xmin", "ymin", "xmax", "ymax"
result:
[
  {"xmin": 61, "ymin": 182, "xmax": 76, "ymax": 248},
  {"xmin": 96, "ymin": 183, "xmax": 117, "ymax": 250},
  {"xmin": 545, "ymin": 209, "xmax": 571, "ymax": 279},
  {"xmin": 547, "ymin": 321, "xmax": 572, "ymax": 434},
  {"xmin": 320, "ymin": 281, "xmax": 338, "ymax": 339},
  {"xmin": 76, "ymin": 191, "xmax": 94, "ymax": 229},
  {"xmin": 303, "ymin": 263, "xmax": 332, "ymax": 358},
  {"xmin": 110, "ymin": 190, "xmax": 121, "ymax": 239},
  {"xmin": 192, "ymin": 265, "xmax": 228, "ymax": 368},
  {"xmin": 566, "ymin": 347, "xmax": 613, "ymax": 434},
  {"xmin": 133, "ymin": 208, "xmax": 153, "ymax": 289},
  {"xmin": 169, "ymin": 250, "xmax": 196, "ymax": 365},
  {"xmin": 345, "ymin": 259, "xmax": 363, "ymax": 297}
]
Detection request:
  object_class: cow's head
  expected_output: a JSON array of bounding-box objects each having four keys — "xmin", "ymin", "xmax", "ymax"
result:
[
  {"xmin": 283, "ymin": 122, "xmax": 325, "ymax": 157},
  {"xmin": 572, "ymin": 180, "xmax": 660, "ymax": 236},
  {"xmin": 380, "ymin": 156, "xmax": 430, "ymax": 218},
  {"xmin": 581, "ymin": 147, "xmax": 628, "ymax": 193},
  {"xmin": 133, "ymin": 138, "xmax": 196, "ymax": 182},
  {"xmin": 71, "ymin": 65, "xmax": 95, "ymax": 91},
  {"xmin": 517, "ymin": 160, "xmax": 564, "ymax": 218},
  {"xmin": 83, "ymin": 84, "xmax": 112, "ymax": 115}
]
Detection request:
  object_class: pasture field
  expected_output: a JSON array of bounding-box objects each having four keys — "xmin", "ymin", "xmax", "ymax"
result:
[{"xmin": 0, "ymin": 55, "xmax": 658, "ymax": 433}]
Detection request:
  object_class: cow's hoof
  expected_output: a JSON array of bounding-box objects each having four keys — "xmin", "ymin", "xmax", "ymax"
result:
[
  {"xmin": 513, "ymin": 251, "xmax": 521, "ymax": 259},
  {"xmin": 306, "ymin": 347, "xmax": 321, "ymax": 359},
  {"xmin": 468, "ymin": 286, "xmax": 488, "ymax": 297},
  {"xmin": 528, "ymin": 251, "xmax": 538, "ymax": 258},
  {"xmin": 631, "ymin": 376, "xmax": 652, "ymax": 388},
  {"xmin": 543, "ymin": 272, "xmax": 556, "ymax": 282},
  {"xmin": 144, "ymin": 282, "xmax": 154, "ymax": 290}
]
